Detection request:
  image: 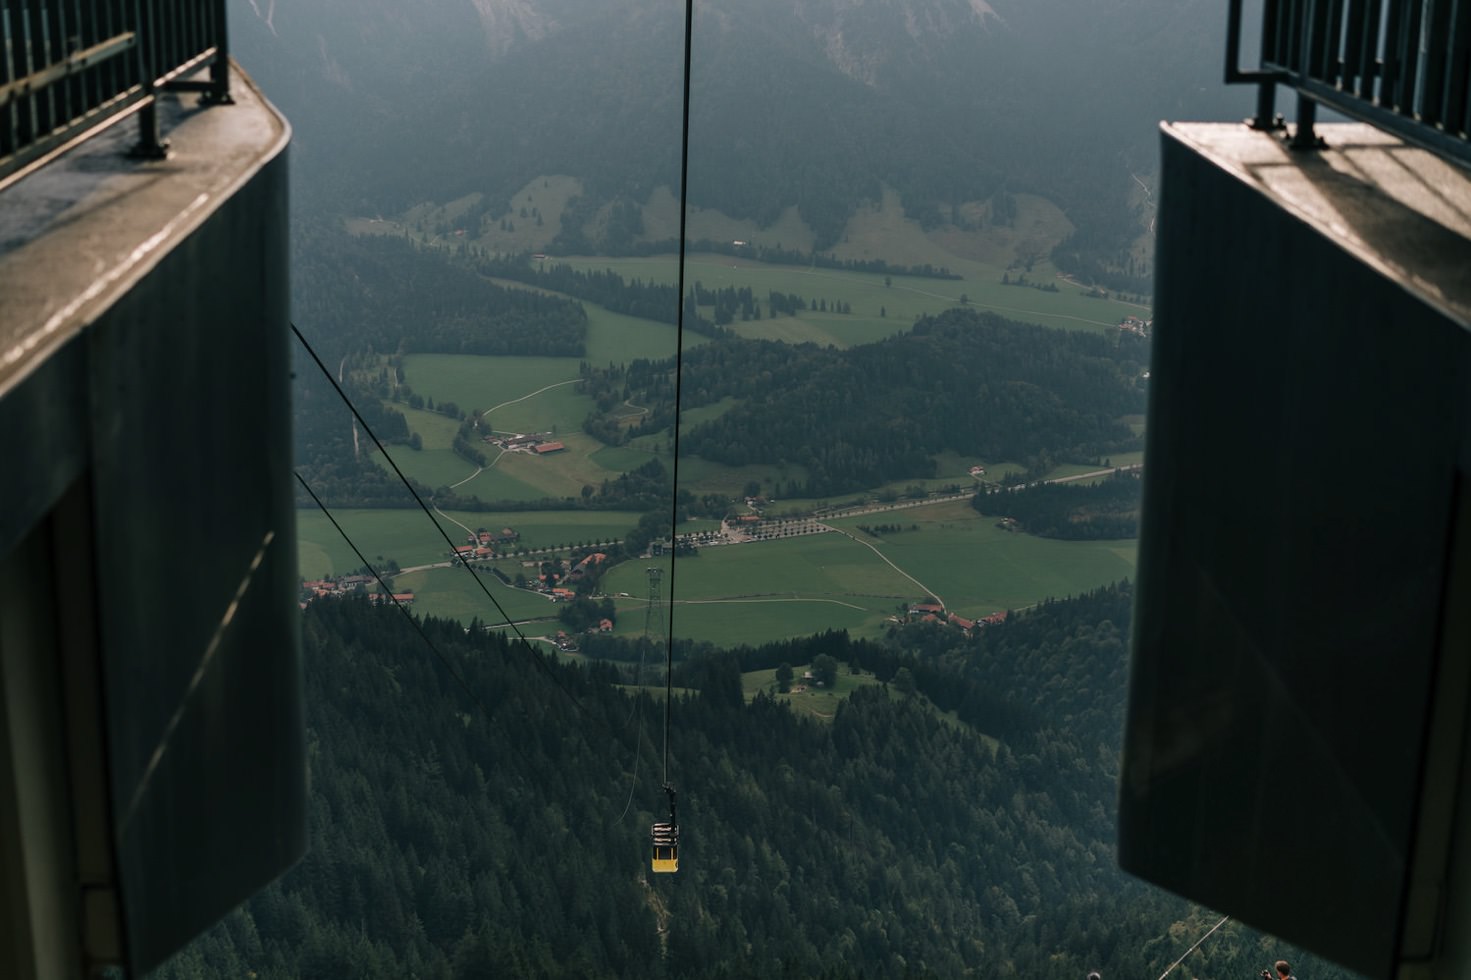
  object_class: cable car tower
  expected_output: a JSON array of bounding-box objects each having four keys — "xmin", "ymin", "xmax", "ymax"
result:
[{"xmin": 641, "ymin": 566, "xmax": 664, "ymax": 687}]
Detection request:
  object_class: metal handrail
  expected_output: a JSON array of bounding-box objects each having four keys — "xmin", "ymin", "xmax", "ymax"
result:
[
  {"xmin": 1, "ymin": 0, "xmax": 231, "ymax": 189},
  {"xmin": 1227, "ymin": 0, "xmax": 1471, "ymax": 163}
]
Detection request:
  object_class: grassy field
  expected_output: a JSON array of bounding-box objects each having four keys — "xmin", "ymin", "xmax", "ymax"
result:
[
  {"xmin": 361, "ymin": 239, "xmax": 1147, "ymax": 507},
  {"xmin": 741, "ymin": 663, "xmax": 887, "ymax": 721},
  {"xmin": 300, "ymin": 492, "xmax": 1136, "ymax": 646},
  {"xmin": 558, "ymin": 252, "xmax": 1143, "ymax": 338},
  {"xmin": 583, "ymin": 302, "xmax": 697, "ymax": 364},
  {"xmin": 388, "ymin": 565, "xmax": 563, "ymax": 627},
  {"xmin": 737, "ymin": 663, "xmax": 995, "ymax": 739},
  {"xmin": 336, "ymin": 196, "xmax": 1146, "ymax": 643},
  {"xmin": 398, "ymin": 354, "xmax": 588, "ymax": 432},
  {"xmin": 295, "ymin": 507, "xmax": 644, "ymax": 579},
  {"xmin": 595, "ymin": 497, "xmax": 1136, "ymax": 645}
]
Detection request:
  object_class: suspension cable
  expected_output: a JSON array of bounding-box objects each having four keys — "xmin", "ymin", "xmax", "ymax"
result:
[
  {"xmin": 292, "ymin": 322, "xmax": 593, "ymax": 719},
  {"xmin": 662, "ymin": 0, "xmax": 695, "ymax": 793},
  {"xmin": 1155, "ymin": 914, "xmax": 1231, "ymax": 980}
]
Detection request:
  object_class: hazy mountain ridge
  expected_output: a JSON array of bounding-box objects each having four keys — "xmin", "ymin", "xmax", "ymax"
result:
[{"xmin": 234, "ymin": 0, "xmax": 1242, "ymax": 288}]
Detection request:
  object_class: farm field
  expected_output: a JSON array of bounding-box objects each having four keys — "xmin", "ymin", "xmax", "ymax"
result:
[
  {"xmin": 738, "ymin": 664, "xmax": 992, "ymax": 738},
  {"xmin": 296, "ymin": 507, "xmax": 644, "ymax": 579},
  {"xmin": 389, "ymin": 565, "xmax": 561, "ymax": 626},
  {"xmin": 582, "ymin": 302, "xmax": 696, "ymax": 365},
  {"xmin": 558, "ymin": 252, "xmax": 1143, "ymax": 337},
  {"xmin": 740, "ymin": 663, "xmax": 888, "ymax": 722},
  {"xmin": 602, "ymin": 498, "xmax": 1135, "ymax": 645},
  {"xmin": 300, "ymin": 493, "xmax": 1136, "ymax": 646},
  {"xmin": 398, "ymin": 354, "xmax": 588, "ymax": 433},
  {"xmin": 365, "ymin": 256, "xmax": 1146, "ymax": 509}
]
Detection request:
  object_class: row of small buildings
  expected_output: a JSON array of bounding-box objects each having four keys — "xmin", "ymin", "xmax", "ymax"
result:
[
  {"xmin": 486, "ymin": 432, "xmax": 565, "ymax": 455},
  {"xmin": 905, "ymin": 602, "xmax": 1008, "ymax": 634},
  {"xmin": 300, "ymin": 576, "xmax": 414, "ymax": 608},
  {"xmin": 451, "ymin": 527, "xmax": 521, "ymax": 562}
]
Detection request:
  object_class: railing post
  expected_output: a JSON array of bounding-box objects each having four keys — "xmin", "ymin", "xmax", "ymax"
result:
[
  {"xmin": 202, "ymin": 0, "xmax": 233, "ymax": 105},
  {"xmin": 1290, "ymin": 92, "xmax": 1325, "ymax": 149},
  {"xmin": 130, "ymin": 7, "xmax": 167, "ymax": 162},
  {"xmin": 1251, "ymin": 81, "xmax": 1283, "ymax": 131},
  {"xmin": 131, "ymin": 85, "xmax": 167, "ymax": 159}
]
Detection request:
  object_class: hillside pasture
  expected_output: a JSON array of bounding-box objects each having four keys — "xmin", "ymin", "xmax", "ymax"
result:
[
  {"xmin": 740, "ymin": 663, "xmax": 887, "ymax": 721},
  {"xmin": 638, "ymin": 186, "xmax": 816, "ymax": 253},
  {"xmin": 386, "ymin": 565, "xmax": 561, "ymax": 626},
  {"xmin": 399, "ymin": 354, "xmax": 588, "ymax": 433},
  {"xmin": 582, "ymin": 302, "xmax": 693, "ymax": 364},
  {"xmin": 295, "ymin": 507, "xmax": 645, "ymax": 579},
  {"xmin": 825, "ymin": 498, "xmax": 1137, "ymax": 620},
  {"xmin": 557, "ymin": 253, "xmax": 1141, "ymax": 338},
  {"xmin": 296, "ymin": 507, "xmax": 474, "ymax": 578},
  {"xmin": 492, "ymin": 432, "xmax": 666, "ymax": 498},
  {"xmin": 307, "ymin": 494, "xmax": 1136, "ymax": 645}
]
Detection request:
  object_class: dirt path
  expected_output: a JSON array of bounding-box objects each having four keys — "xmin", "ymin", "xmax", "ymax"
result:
[
  {"xmin": 433, "ymin": 506, "xmax": 475, "ymax": 539},
  {"xmin": 821, "ymin": 524, "xmax": 944, "ymax": 609},
  {"xmin": 340, "ymin": 355, "xmax": 361, "ymax": 459},
  {"xmin": 483, "ymin": 378, "xmax": 580, "ymax": 416}
]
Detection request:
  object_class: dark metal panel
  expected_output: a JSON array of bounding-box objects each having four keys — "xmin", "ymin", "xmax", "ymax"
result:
[
  {"xmin": 85, "ymin": 144, "xmax": 302, "ymax": 974},
  {"xmin": 1120, "ymin": 126, "xmax": 1471, "ymax": 978},
  {"xmin": 0, "ymin": 340, "xmax": 89, "ymax": 559}
]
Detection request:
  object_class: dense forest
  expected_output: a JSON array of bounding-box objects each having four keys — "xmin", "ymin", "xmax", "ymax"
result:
[
  {"xmin": 973, "ymin": 469, "xmax": 1144, "ymax": 540},
  {"xmin": 581, "ymin": 309, "xmax": 1148, "ymax": 496},
  {"xmin": 295, "ymin": 228, "xmax": 587, "ymax": 359},
  {"xmin": 289, "ymin": 226, "xmax": 596, "ymax": 508},
  {"xmin": 153, "ymin": 591, "xmax": 1355, "ymax": 979}
]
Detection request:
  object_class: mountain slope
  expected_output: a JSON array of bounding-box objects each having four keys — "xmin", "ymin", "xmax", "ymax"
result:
[{"xmin": 233, "ymin": 0, "xmax": 1246, "ymax": 276}]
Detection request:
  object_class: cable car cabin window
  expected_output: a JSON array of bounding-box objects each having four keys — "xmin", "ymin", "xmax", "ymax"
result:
[{"xmin": 651, "ymin": 821, "xmax": 679, "ymax": 873}]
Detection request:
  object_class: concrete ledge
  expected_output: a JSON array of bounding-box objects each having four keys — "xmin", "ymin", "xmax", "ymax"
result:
[
  {"xmin": 1165, "ymin": 121, "xmax": 1471, "ymax": 330},
  {"xmin": 0, "ymin": 64, "xmax": 290, "ymax": 399}
]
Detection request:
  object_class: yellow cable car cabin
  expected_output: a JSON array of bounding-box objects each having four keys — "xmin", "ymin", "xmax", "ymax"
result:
[{"xmin": 651, "ymin": 821, "xmax": 679, "ymax": 873}]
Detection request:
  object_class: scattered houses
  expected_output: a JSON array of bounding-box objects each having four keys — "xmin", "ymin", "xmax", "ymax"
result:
[
  {"xmin": 900, "ymin": 600, "xmax": 1008, "ymax": 636},
  {"xmin": 1119, "ymin": 315, "xmax": 1151, "ymax": 336},
  {"xmin": 300, "ymin": 576, "xmax": 413, "ymax": 609},
  {"xmin": 486, "ymin": 432, "xmax": 566, "ymax": 456}
]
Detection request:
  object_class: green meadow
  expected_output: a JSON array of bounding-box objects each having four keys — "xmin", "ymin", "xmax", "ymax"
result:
[
  {"xmin": 740, "ymin": 663, "xmax": 888, "ymax": 722},
  {"xmin": 601, "ymin": 497, "xmax": 1135, "ymax": 645},
  {"xmin": 299, "ymin": 492, "xmax": 1134, "ymax": 647},
  {"xmin": 558, "ymin": 252, "xmax": 1142, "ymax": 338},
  {"xmin": 386, "ymin": 565, "xmax": 561, "ymax": 626},
  {"xmin": 324, "ymin": 186, "xmax": 1151, "ymax": 655},
  {"xmin": 295, "ymin": 507, "xmax": 643, "ymax": 579}
]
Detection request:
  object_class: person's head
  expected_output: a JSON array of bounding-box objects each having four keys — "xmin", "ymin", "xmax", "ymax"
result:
[
  {"xmin": 1275, "ymin": 961, "xmax": 1291, "ymax": 978},
  {"xmin": 1087, "ymin": 973, "xmax": 1101, "ymax": 980}
]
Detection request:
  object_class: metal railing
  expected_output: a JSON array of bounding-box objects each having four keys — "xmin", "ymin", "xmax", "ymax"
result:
[
  {"xmin": 1, "ymin": 0, "xmax": 230, "ymax": 188},
  {"xmin": 1228, "ymin": 0, "xmax": 1471, "ymax": 162}
]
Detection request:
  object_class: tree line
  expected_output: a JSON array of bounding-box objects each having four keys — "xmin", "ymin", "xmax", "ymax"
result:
[
  {"xmin": 973, "ymin": 469, "xmax": 1143, "ymax": 540},
  {"xmin": 582, "ymin": 308, "xmax": 1149, "ymax": 496}
]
